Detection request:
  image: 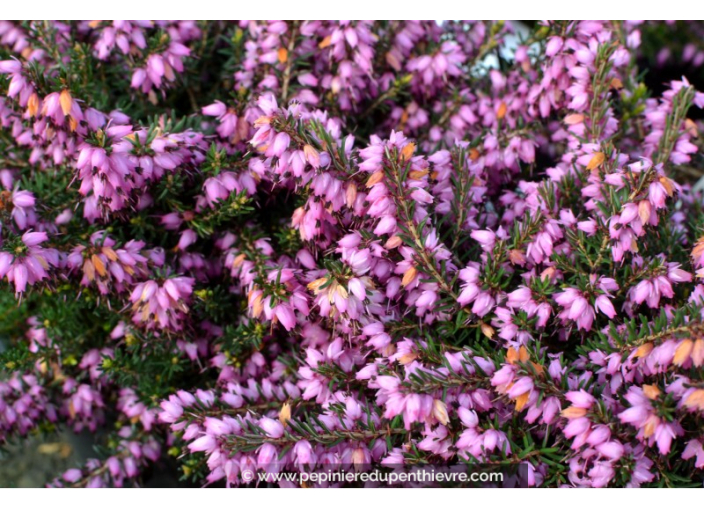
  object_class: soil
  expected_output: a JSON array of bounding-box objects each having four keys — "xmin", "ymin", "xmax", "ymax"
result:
[{"xmin": 0, "ymin": 429, "xmax": 93, "ymax": 488}]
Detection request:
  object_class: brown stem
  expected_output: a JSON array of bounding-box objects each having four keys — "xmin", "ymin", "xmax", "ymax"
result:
[{"xmin": 280, "ymin": 23, "xmax": 299, "ymax": 103}]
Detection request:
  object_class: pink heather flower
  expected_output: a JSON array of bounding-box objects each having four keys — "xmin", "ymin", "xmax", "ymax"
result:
[
  {"xmin": 470, "ymin": 230, "xmax": 496, "ymax": 251},
  {"xmin": 597, "ymin": 441, "xmax": 625, "ymax": 461},
  {"xmin": 63, "ymin": 469, "xmax": 83, "ymax": 483},
  {"xmin": 457, "ymin": 265, "xmax": 480, "ymax": 306},
  {"xmin": 594, "ymin": 295, "xmax": 616, "ymax": 318},
  {"xmin": 683, "ymin": 440, "xmax": 704, "ymax": 468},
  {"xmin": 269, "ymin": 132, "xmax": 291, "ymax": 158},
  {"xmin": 619, "ymin": 386, "xmax": 681, "ymax": 455},
  {"xmin": 129, "ymin": 277, "xmax": 195, "ymax": 331},
  {"xmin": 202, "ymin": 101, "xmax": 227, "ymax": 118},
  {"xmin": 565, "ymin": 390, "xmax": 595, "ymax": 409},
  {"xmin": 67, "ymin": 232, "xmax": 148, "ymax": 294},
  {"xmin": 189, "ymin": 434, "xmax": 217, "ymax": 453},
  {"xmin": 0, "ymin": 231, "xmax": 59, "ymax": 295},
  {"xmin": 507, "ymin": 377, "xmax": 534, "ymax": 399},
  {"xmin": 9, "ymin": 188, "xmax": 36, "ymax": 229},
  {"xmin": 259, "ymin": 417, "xmax": 284, "ymax": 438},
  {"xmin": 554, "ymin": 279, "xmax": 618, "ymax": 331}
]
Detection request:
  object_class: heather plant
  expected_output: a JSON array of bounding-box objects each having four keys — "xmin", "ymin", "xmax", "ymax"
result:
[{"xmin": 2, "ymin": 20, "xmax": 704, "ymax": 488}]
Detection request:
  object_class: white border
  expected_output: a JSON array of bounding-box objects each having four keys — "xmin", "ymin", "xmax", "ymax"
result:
[
  {"xmin": 0, "ymin": 487, "xmax": 697, "ymax": 506},
  {"xmin": 0, "ymin": 3, "xmax": 703, "ymax": 21}
]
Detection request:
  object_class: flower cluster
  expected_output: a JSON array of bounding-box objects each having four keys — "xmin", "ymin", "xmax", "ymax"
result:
[{"xmin": 1, "ymin": 20, "xmax": 704, "ymax": 488}]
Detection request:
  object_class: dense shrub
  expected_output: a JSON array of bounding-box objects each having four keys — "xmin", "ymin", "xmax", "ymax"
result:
[{"xmin": 1, "ymin": 20, "xmax": 704, "ymax": 487}]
